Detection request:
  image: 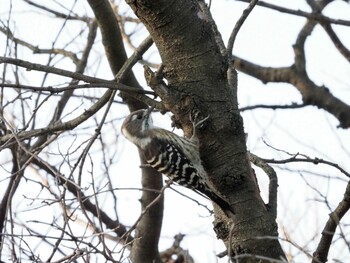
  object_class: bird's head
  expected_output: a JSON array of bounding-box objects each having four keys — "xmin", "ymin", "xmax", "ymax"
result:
[{"xmin": 121, "ymin": 108, "xmax": 154, "ymax": 147}]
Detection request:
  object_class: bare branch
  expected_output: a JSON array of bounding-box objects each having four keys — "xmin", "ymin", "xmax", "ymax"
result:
[
  {"xmin": 312, "ymin": 182, "xmax": 350, "ymax": 263},
  {"xmin": 115, "ymin": 35, "xmax": 154, "ymax": 82},
  {"xmin": 235, "ymin": 0, "xmax": 350, "ymax": 26},
  {"xmin": 87, "ymin": 0, "xmax": 145, "ymax": 110},
  {"xmin": 48, "ymin": 19, "xmax": 99, "ymax": 126},
  {"xmin": 234, "ymin": 56, "xmax": 350, "ymax": 128},
  {"xmin": 31, "ymin": 157, "xmax": 132, "ymax": 244},
  {"xmin": 320, "ymin": 21, "xmax": 350, "ymax": 62},
  {"xmin": 129, "ymin": 179, "xmax": 171, "ymax": 263},
  {"xmin": 261, "ymin": 154, "xmax": 350, "ymax": 179},
  {"xmin": 249, "ymin": 153, "xmax": 278, "ymax": 219},
  {"xmin": 293, "ymin": 19, "xmax": 316, "ymax": 72},
  {"xmin": 226, "ymin": 0, "xmax": 258, "ymax": 108},
  {"xmin": 23, "ymin": 0, "xmax": 89, "ymax": 22},
  {"xmin": 227, "ymin": 0, "xmax": 258, "ymax": 57},
  {"xmin": 0, "ymin": 83, "xmax": 154, "ymax": 95},
  {"xmin": 0, "ymin": 87, "xmax": 112, "ymax": 148},
  {"xmin": 0, "ymin": 149, "xmax": 22, "ymax": 251},
  {"xmin": 240, "ymin": 102, "xmax": 308, "ymax": 111},
  {"xmin": 0, "ymin": 26, "xmax": 80, "ymax": 63},
  {"xmin": 0, "ymin": 56, "xmax": 110, "ymax": 84}
]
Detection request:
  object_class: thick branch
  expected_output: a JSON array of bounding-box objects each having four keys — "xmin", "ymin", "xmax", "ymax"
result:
[
  {"xmin": 312, "ymin": 182, "xmax": 350, "ymax": 263},
  {"xmin": 129, "ymin": 172, "xmax": 166, "ymax": 263},
  {"xmin": 0, "ymin": 149, "xmax": 23, "ymax": 251},
  {"xmin": 227, "ymin": 0, "xmax": 258, "ymax": 57},
  {"xmin": 320, "ymin": 20, "xmax": 350, "ymax": 62},
  {"xmin": 234, "ymin": 57, "xmax": 350, "ymax": 128},
  {"xmin": 87, "ymin": 1, "xmax": 164, "ymax": 262},
  {"xmin": 234, "ymin": 0, "xmax": 350, "ymax": 128},
  {"xmin": 249, "ymin": 153, "xmax": 278, "ymax": 220},
  {"xmin": 87, "ymin": 0, "xmax": 145, "ymax": 111}
]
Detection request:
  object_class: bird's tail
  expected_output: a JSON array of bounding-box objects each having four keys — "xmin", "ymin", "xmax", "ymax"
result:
[
  {"xmin": 208, "ymin": 191, "xmax": 235, "ymax": 218},
  {"xmin": 196, "ymin": 183, "xmax": 235, "ymax": 218}
]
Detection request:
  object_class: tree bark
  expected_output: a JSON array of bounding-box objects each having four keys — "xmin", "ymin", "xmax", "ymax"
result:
[{"xmin": 126, "ymin": 0, "xmax": 286, "ymax": 262}]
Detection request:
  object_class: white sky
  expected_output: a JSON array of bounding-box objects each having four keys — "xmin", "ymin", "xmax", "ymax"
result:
[{"xmin": 1, "ymin": 0, "xmax": 350, "ymax": 262}]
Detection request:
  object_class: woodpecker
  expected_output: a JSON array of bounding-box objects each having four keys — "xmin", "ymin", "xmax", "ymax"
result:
[{"xmin": 121, "ymin": 108, "xmax": 234, "ymax": 217}]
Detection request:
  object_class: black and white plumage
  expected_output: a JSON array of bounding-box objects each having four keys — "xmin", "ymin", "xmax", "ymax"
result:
[{"xmin": 121, "ymin": 108, "xmax": 234, "ymax": 217}]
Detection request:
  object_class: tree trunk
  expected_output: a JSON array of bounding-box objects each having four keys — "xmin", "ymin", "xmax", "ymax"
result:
[
  {"xmin": 87, "ymin": 1, "xmax": 165, "ymax": 262},
  {"xmin": 126, "ymin": 0, "xmax": 286, "ymax": 262}
]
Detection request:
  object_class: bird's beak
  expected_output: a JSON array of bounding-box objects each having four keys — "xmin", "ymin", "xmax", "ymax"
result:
[
  {"xmin": 144, "ymin": 106, "xmax": 154, "ymax": 120},
  {"xmin": 144, "ymin": 107, "xmax": 154, "ymax": 118}
]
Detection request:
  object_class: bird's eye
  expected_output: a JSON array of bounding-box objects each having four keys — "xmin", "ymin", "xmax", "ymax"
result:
[{"xmin": 131, "ymin": 114, "xmax": 142, "ymax": 121}]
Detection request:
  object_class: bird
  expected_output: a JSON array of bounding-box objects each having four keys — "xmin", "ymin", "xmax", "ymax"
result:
[{"xmin": 121, "ymin": 108, "xmax": 234, "ymax": 217}]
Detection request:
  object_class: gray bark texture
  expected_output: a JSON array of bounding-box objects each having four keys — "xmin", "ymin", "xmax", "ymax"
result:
[{"xmin": 126, "ymin": 0, "xmax": 287, "ymax": 262}]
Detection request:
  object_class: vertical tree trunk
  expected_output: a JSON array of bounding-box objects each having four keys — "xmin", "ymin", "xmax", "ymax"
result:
[
  {"xmin": 87, "ymin": 1, "xmax": 165, "ymax": 262},
  {"xmin": 126, "ymin": 0, "xmax": 286, "ymax": 261}
]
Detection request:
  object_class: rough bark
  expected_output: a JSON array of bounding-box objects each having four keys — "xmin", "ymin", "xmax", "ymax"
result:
[{"xmin": 126, "ymin": 0, "xmax": 286, "ymax": 262}]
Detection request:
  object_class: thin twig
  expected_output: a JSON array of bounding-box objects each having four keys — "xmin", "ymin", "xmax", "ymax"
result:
[
  {"xmin": 320, "ymin": 21, "xmax": 350, "ymax": 62},
  {"xmin": 249, "ymin": 153, "xmax": 278, "ymax": 219},
  {"xmin": 23, "ymin": 0, "xmax": 89, "ymax": 22},
  {"xmin": 0, "ymin": 56, "xmax": 110, "ymax": 84},
  {"xmin": 240, "ymin": 102, "xmax": 307, "ymax": 111},
  {"xmin": 227, "ymin": 0, "xmax": 258, "ymax": 57},
  {"xmin": 312, "ymin": 182, "xmax": 350, "ymax": 263},
  {"xmin": 235, "ymin": 0, "xmax": 350, "ymax": 26},
  {"xmin": 120, "ymin": 180, "xmax": 173, "ymax": 241},
  {"xmin": 115, "ymin": 35, "xmax": 154, "ymax": 82},
  {"xmin": 0, "ymin": 26, "xmax": 79, "ymax": 64},
  {"xmin": 0, "ymin": 83, "xmax": 155, "ymax": 95},
  {"xmin": 261, "ymin": 155, "xmax": 350, "ymax": 178}
]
